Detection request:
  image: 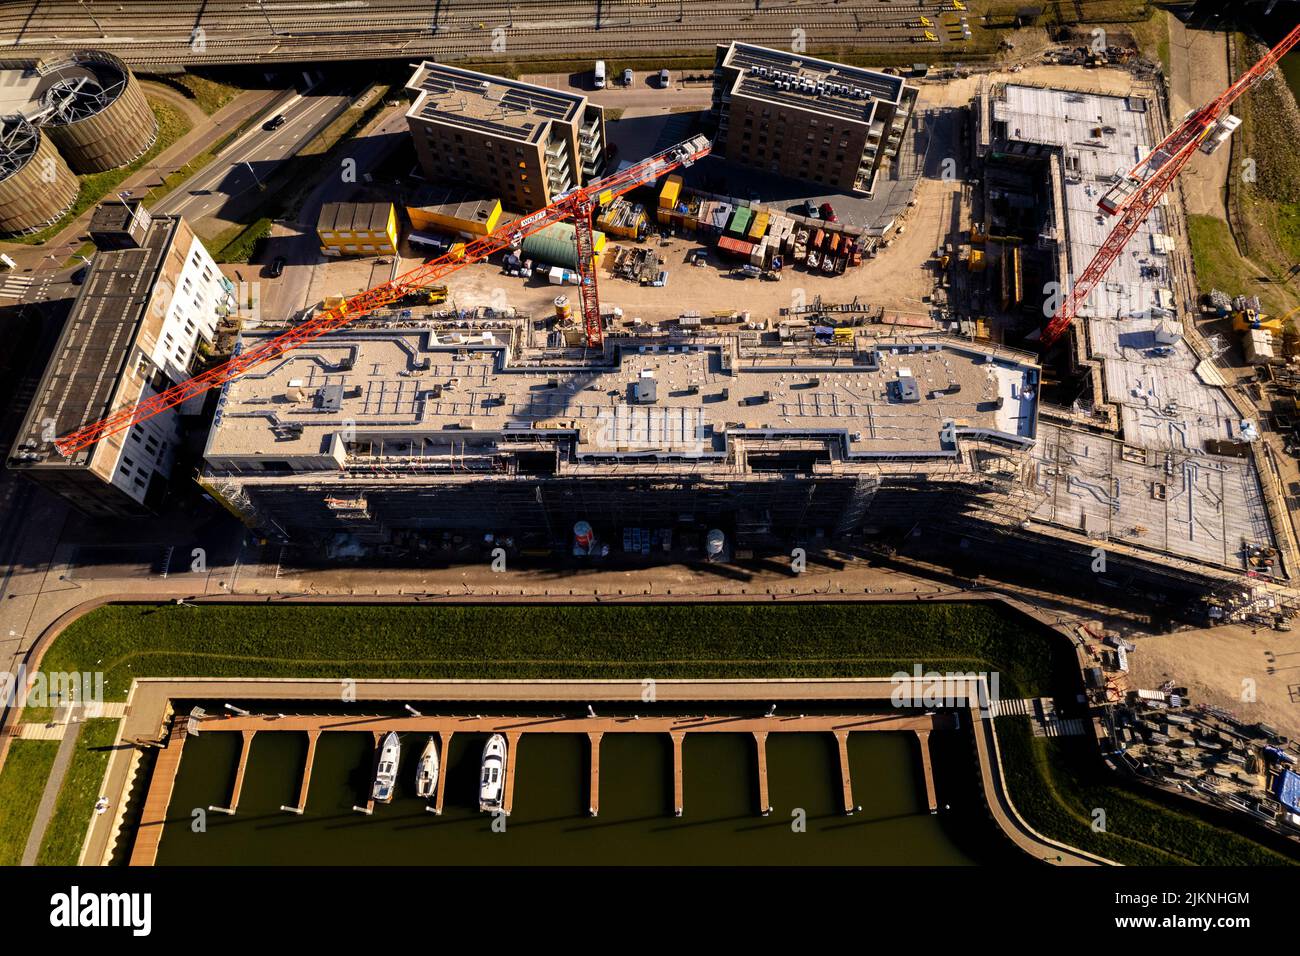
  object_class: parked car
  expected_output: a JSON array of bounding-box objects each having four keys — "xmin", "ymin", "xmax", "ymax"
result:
[
  {"xmin": 266, "ymin": 256, "xmax": 286, "ymax": 278},
  {"xmin": 594, "ymin": 60, "xmax": 606, "ymax": 89},
  {"xmin": 820, "ymin": 202, "xmax": 838, "ymax": 222},
  {"xmin": 802, "ymin": 200, "xmax": 820, "ymax": 219},
  {"xmin": 622, "ymin": 68, "xmax": 633, "ymax": 86},
  {"xmin": 658, "ymin": 68, "xmax": 670, "ymax": 88},
  {"xmin": 263, "ymin": 113, "xmax": 287, "ymax": 131}
]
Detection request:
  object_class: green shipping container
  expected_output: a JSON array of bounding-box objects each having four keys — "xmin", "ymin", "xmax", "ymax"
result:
[{"xmin": 728, "ymin": 205, "xmax": 753, "ymax": 235}]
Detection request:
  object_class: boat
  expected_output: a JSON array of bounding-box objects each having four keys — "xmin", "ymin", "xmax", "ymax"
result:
[
  {"xmin": 372, "ymin": 731, "xmax": 400, "ymax": 803},
  {"xmin": 415, "ymin": 736, "xmax": 439, "ymax": 799},
  {"xmin": 479, "ymin": 733, "xmax": 507, "ymax": 812}
]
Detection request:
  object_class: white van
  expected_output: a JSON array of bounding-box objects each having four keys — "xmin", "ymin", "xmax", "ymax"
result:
[{"xmin": 593, "ymin": 60, "xmax": 606, "ymax": 89}]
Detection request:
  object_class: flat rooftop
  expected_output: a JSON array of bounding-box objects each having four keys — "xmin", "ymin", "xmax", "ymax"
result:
[
  {"xmin": 317, "ymin": 201, "xmax": 391, "ymax": 233},
  {"xmin": 0, "ymin": 68, "xmax": 41, "ymax": 117},
  {"xmin": 204, "ymin": 329, "xmax": 1039, "ymax": 465},
  {"xmin": 406, "ymin": 182, "xmax": 499, "ymax": 224},
  {"xmin": 718, "ymin": 42, "xmax": 907, "ymax": 124},
  {"xmin": 405, "ymin": 61, "xmax": 584, "ymax": 145},
  {"xmin": 11, "ymin": 216, "xmax": 180, "ymax": 468}
]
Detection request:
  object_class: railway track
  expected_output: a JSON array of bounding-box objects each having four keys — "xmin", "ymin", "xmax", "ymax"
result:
[{"xmin": 0, "ymin": 0, "xmax": 967, "ymax": 67}]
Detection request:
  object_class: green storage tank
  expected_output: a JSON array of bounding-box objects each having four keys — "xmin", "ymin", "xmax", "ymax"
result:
[{"xmin": 520, "ymin": 222, "xmax": 607, "ymax": 269}]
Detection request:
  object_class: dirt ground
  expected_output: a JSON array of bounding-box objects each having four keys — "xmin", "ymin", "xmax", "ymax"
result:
[
  {"xmin": 1166, "ymin": 19, "xmax": 1231, "ymax": 219},
  {"xmin": 1129, "ymin": 622, "xmax": 1300, "ymax": 739},
  {"xmin": 320, "ymin": 63, "xmax": 1150, "ymax": 328}
]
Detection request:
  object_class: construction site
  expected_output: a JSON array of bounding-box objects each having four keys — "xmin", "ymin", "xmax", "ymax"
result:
[{"xmin": 2, "ymin": 26, "xmax": 1291, "ymax": 628}]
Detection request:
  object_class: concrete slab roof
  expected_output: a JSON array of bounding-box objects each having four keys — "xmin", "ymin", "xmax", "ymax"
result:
[
  {"xmin": 203, "ymin": 329, "xmax": 1040, "ymax": 466},
  {"xmin": 405, "ymin": 60, "xmax": 585, "ymax": 145}
]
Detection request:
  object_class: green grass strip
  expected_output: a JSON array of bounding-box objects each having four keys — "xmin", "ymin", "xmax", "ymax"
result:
[
  {"xmin": 36, "ymin": 719, "xmax": 121, "ymax": 867},
  {"xmin": 0, "ymin": 740, "xmax": 59, "ymax": 866}
]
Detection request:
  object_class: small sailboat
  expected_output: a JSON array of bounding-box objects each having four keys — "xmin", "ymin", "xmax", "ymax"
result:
[
  {"xmin": 479, "ymin": 734, "xmax": 507, "ymax": 812},
  {"xmin": 415, "ymin": 736, "xmax": 439, "ymax": 799},
  {"xmin": 372, "ymin": 731, "xmax": 400, "ymax": 803}
]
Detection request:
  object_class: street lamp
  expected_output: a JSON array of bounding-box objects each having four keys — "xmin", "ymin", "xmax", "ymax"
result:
[
  {"xmin": 78, "ymin": 0, "xmax": 106, "ymax": 38},
  {"xmin": 223, "ymin": 702, "xmax": 250, "ymax": 716},
  {"xmin": 258, "ymin": 0, "xmax": 278, "ymax": 36}
]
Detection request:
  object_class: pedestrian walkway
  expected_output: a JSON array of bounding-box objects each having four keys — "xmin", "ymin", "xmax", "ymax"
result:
[
  {"xmin": 0, "ymin": 274, "xmax": 35, "ymax": 300},
  {"xmin": 21, "ymin": 704, "xmax": 82, "ymax": 865},
  {"xmin": 988, "ymin": 697, "xmax": 1035, "ymax": 718}
]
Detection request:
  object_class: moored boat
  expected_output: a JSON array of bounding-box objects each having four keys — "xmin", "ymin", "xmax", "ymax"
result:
[
  {"xmin": 415, "ymin": 736, "xmax": 439, "ymax": 798},
  {"xmin": 372, "ymin": 731, "xmax": 400, "ymax": 803},
  {"xmin": 479, "ymin": 733, "xmax": 507, "ymax": 812}
]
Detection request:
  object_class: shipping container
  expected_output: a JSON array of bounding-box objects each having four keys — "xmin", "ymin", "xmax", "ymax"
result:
[
  {"xmin": 716, "ymin": 235, "xmax": 755, "ymax": 258},
  {"xmin": 748, "ymin": 210, "xmax": 769, "ymax": 240},
  {"xmin": 729, "ymin": 205, "xmax": 753, "ymax": 235},
  {"xmin": 658, "ymin": 175, "xmax": 682, "ymax": 209}
]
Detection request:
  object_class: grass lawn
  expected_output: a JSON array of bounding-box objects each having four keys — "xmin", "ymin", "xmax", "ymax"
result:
[
  {"xmin": 36, "ymin": 602, "xmax": 1074, "ymax": 702},
  {"xmin": 0, "ymin": 740, "xmax": 59, "ymax": 865},
  {"xmin": 35, "ymin": 720, "xmax": 121, "ymax": 867},
  {"xmin": 173, "ymin": 74, "xmax": 242, "ymax": 115},
  {"xmin": 209, "ymin": 217, "xmax": 274, "ymax": 264},
  {"xmin": 1187, "ymin": 213, "xmax": 1297, "ymax": 318},
  {"xmin": 997, "ymin": 716, "xmax": 1295, "ymax": 866},
  {"xmin": 4, "ymin": 99, "xmax": 191, "ymax": 247}
]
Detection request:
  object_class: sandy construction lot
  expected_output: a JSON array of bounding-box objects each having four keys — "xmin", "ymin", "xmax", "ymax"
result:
[{"xmin": 1129, "ymin": 622, "xmax": 1300, "ymax": 739}]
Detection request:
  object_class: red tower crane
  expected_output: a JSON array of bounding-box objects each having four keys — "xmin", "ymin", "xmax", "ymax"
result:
[
  {"xmin": 1040, "ymin": 23, "xmax": 1300, "ymax": 348},
  {"xmin": 53, "ymin": 135, "xmax": 712, "ymax": 458}
]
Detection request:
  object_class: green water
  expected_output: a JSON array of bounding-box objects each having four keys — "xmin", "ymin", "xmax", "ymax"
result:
[{"xmin": 152, "ymin": 725, "xmax": 1024, "ymax": 866}]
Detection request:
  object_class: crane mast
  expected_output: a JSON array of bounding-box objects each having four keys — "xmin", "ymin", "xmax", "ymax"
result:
[
  {"xmin": 1042, "ymin": 23, "xmax": 1300, "ymax": 348},
  {"xmin": 52, "ymin": 135, "xmax": 711, "ymax": 458}
]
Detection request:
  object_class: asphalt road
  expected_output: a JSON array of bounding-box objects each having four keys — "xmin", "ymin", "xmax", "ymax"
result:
[
  {"xmin": 148, "ymin": 80, "xmax": 364, "ymax": 225},
  {"xmin": 255, "ymin": 102, "xmax": 410, "ymax": 321}
]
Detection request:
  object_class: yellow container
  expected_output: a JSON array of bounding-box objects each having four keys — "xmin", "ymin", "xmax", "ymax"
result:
[
  {"xmin": 659, "ymin": 175, "xmax": 683, "ymax": 209},
  {"xmin": 748, "ymin": 211, "xmax": 769, "ymax": 240}
]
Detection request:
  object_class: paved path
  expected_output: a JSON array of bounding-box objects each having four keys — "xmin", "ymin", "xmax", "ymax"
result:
[{"xmin": 20, "ymin": 704, "xmax": 81, "ymax": 866}]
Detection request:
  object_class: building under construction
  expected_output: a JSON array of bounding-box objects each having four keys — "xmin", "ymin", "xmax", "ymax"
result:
[
  {"xmin": 961, "ymin": 81, "xmax": 1295, "ymax": 606},
  {"xmin": 200, "ymin": 322, "xmax": 1042, "ymax": 551},
  {"xmin": 192, "ymin": 301, "xmax": 1284, "ymax": 606}
]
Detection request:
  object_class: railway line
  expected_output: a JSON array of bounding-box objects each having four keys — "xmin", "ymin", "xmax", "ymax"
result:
[{"xmin": 0, "ymin": 0, "xmax": 969, "ymax": 67}]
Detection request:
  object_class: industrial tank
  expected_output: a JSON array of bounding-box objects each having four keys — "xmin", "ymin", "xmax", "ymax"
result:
[
  {"xmin": 0, "ymin": 116, "xmax": 78, "ymax": 234},
  {"xmin": 37, "ymin": 51, "xmax": 156, "ymax": 173}
]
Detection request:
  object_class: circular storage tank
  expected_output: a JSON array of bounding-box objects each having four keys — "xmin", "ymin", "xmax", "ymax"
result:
[
  {"xmin": 38, "ymin": 51, "xmax": 156, "ymax": 173},
  {"xmin": 0, "ymin": 116, "xmax": 78, "ymax": 235}
]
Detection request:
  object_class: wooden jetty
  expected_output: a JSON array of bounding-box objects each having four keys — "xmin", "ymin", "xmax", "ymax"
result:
[{"xmin": 126, "ymin": 709, "xmax": 951, "ymax": 863}]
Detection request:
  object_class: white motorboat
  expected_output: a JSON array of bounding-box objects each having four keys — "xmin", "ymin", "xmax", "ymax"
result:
[
  {"xmin": 479, "ymin": 734, "xmax": 507, "ymax": 812},
  {"xmin": 415, "ymin": 736, "xmax": 439, "ymax": 798},
  {"xmin": 372, "ymin": 731, "xmax": 400, "ymax": 803}
]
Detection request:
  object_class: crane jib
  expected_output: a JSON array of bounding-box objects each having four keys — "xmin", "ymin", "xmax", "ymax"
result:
[{"xmin": 51, "ymin": 135, "xmax": 715, "ymax": 457}]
